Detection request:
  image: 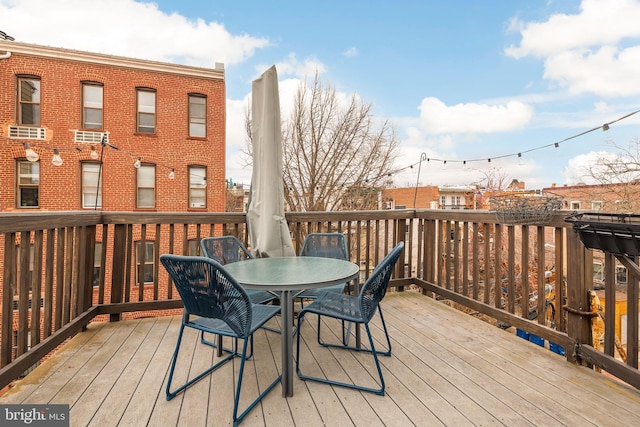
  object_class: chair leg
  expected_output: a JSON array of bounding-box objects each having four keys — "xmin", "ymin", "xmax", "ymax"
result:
[
  {"xmin": 232, "ymin": 336, "xmax": 282, "ymax": 426},
  {"xmin": 166, "ymin": 324, "xmax": 236, "ymax": 400},
  {"xmin": 200, "ymin": 332, "xmax": 239, "ymax": 355},
  {"xmin": 200, "ymin": 331, "xmax": 258, "ymax": 359},
  {"xmin": 296, "ymin": 312, "xmax": 386, "ymax": 395},
  {"xmin": 316, "ymin": 308, "xmax": 391, "ymax": 357}
]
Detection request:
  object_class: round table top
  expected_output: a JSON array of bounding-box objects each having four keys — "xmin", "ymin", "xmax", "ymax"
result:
[{"xmin": 224, "ymin": 256, "xmax": 359, "ymax": 291}]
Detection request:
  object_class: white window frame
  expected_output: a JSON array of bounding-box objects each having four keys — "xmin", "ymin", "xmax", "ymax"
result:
[
  {"xmin": 136, "ymin": 164, "xmax": 156, "ymax": 208},
  {"xmin": 136, "ymin": 241, "xmax": 155, "ymax": 284},
  {"xmin": 82, "ymin": 82, "xmax": 103, "ymax": 130},
  {"xmin": 17, "ymin": 160, "xmax": 39, "ymax": 208},
  {"xmin": 188, "ymin": 94, "xmax": 206, "ymax": 137},
  {"xmin": 136, "ymin": 88, "xmax": 156, "ymax": 133},
  {"xmin": 18, "ymin": 76, "xmax": 41, "ymax": 126},
  {"xmin": 81, "ymin": 162, "xmax": 102, "ymax": 209},
  {"xmin": 188, "ymin": 166, "xmax": 207, "ymax": 208}
]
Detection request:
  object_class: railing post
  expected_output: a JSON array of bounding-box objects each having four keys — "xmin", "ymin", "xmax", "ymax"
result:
[
  {"xmin": 565, "ymin": 227, "xmax": 593, "ymax": 363},
  {"xmin": 110, "ymin": 224, "xmax": 127, "ymax": 322}
]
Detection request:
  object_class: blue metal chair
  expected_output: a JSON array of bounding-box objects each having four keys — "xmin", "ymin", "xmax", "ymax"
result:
[
  {"xmin": 200, "ymin": 236, "xmax": 276, "ymax": 305},
  {"xmin": 160, "ymin": 254, "xmax": 281, "ymax": 426},
  {"xmin": 200, "ymin": 236, "xmax": 279, "ymax": 346},
  {"xmin": 296, "ymin": 232, "xmax": 351, "ymax": 299},
  {"xmin": 295, "ymin": 242, "xmax": 404, "ymax": 396},
  {"xmin": 295, "ymin": 232, "xmax": 353, "ymax": 343}
]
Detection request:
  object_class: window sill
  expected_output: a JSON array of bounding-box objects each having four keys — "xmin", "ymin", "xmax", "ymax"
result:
[{"xmin": 133, "ymin": 132, "xmax": 158, "ymax": 137}]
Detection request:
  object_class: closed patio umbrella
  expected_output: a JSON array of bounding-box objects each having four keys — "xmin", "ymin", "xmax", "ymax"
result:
[{"xmin": 247, "ymin": 65, "xmax": 295, "ymax": 258}]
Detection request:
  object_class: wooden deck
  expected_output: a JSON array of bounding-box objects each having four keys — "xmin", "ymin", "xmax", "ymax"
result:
[{"xmin": 3, "ymin": 292, "xmax": 640, "ymax": 427}]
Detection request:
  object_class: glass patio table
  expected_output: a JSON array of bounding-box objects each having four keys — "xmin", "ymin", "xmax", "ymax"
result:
[{"xmin": 224, "ymin": 256, "xmax": 359, "ymax": 397}]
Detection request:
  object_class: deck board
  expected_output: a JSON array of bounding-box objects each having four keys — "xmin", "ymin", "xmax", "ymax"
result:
[{"xmin": 3, "ymin": 292, "xmax": 640, "ymax": 427}]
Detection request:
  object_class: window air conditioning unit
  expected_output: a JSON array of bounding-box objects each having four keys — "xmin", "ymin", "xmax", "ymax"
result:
[
  {"xmin": 8, "ymin": 125, "xmax": 46, "ymax": 140},
  {"xmin": 74, "ymin": 130, "xmax": 108, "ymax": 144}
]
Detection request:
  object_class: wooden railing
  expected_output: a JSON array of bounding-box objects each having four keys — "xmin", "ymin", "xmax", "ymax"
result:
[{"xmin": 0, "ymin": 209, "xmax": 638, "ymax": 390}]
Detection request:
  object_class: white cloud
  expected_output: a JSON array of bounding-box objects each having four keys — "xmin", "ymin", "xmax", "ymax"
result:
[
  {"xmin": 543, "ymin": 45, "xmax": 640, "ymax": 97},
  {"xmin": 343, "ymin": 47, "xmax": 358, "ymax": 58},
  {"xmin": 562, "ymin": 151, "xmax": 613, "ymax": 185},
  {"xmin": 0, "ymin": 0, "xmax": 269, "ymax": 67},
  {"xmin": 506, "ymin": 0, "xmax": 640, "ymax": 98},
  {"xmin": 418, "ymin": 97, "xmax": 533, "ymax": 134},
  {"xmin": 256, "ymin": 53, "xmax": 326, "ymax": 80},
  {"xmin": 506, "ymin": 0, "xmax": 640, "ymax": 59}
]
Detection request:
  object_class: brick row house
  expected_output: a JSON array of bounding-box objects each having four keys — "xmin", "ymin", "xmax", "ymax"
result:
[{"xmin": 0, "ymin": 39, "xmax": 227, "ymax": 356}]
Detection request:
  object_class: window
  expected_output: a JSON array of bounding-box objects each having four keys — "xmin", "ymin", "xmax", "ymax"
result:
[
  {"xmin": 440, "ymin": 195, "xmax": 446, "ymax": 208},
  {"xmin": 82, "ymin": 83, "xmax": 103, "ymax": 129},
  {"xmin": 570, "ymin": 201, "xmax": 581, "ymax": 210},
  {"xmin": 188, "ymin": 94, "xmax": 206, "ymax": 137},
  {"xmin": 17, "ymin": 160, "xmax": 39, "ymax": 208},
  {"xmin": 616, "ymin": 266, "xmax": 627, "ymax": 285},
  {"xmin": 593, "ymin": 262, "xmax": 603, "ymax": 282},
  {"xmin": 93, "ymin": 243, "xmax": 102, "ymax": 287},
  {"xmin": 136, "ymin": 88, "xmax": 156, "ymax": 133},
  {"xmin": 18, "ymin": 77, "xmax": 41, "ymax": 125},
  {"xmin": 16, "ymin": 244, "xmax": 35, "ymax": 293},
  {"xmin": 136, "ymin": 241, "xmax": 155, "ymax": 284},
  {"xmin": 188, "ymin": 240, "xmax": 201, "ymax": 256},
  {"xmin": 454, "ymin": 196, "xmax": 461, "ymax": 206},
  {"xmin": 591, "ymin": 201, "xmax": 603, "ymax": 211},
  {"xmin": 188, "ymin": 166, "xmax": 207, "ymax": 208},
  {"xmin": 136, "ymin": 164, "xmax": 155, "ymax": 208},
  {"xmin": 81, "ymin": 162, "xmax": 102, "ymax": 209}
]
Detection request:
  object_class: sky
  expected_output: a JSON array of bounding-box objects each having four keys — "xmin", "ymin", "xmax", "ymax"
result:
[{"xmin": 2, "ymin": 0, "xmax": 640, "ymax": 190}]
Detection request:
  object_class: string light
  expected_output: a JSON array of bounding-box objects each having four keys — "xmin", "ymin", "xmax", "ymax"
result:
[
  {"xmin": 11, "ymin": 107, "xmax": 639, "ymax": 189},
  {"xmin": 23, "ymin": 143, "xmax": 39, "ymax": 162},
  {"xmin": 51, "ymin": 148, "xmax": 63, "ymax": 166}
]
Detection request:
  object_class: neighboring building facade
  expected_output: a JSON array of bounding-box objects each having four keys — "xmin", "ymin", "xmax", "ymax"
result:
[
  {"xmin": 543, "ymin": 182, "xmax": 640, "ymax": 213},
  {"xmin": 382, "ymin": 185, "xmax": 480, "ymax": 210},
  {"xmin": 0, "ymin": 40, "xmax": 226, "ymax": 213},
  {"xmin": 0, "ymin": 40, "xmax": 227, "ymax": 351}
]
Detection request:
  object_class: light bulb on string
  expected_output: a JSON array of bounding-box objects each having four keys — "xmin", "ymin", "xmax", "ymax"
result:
[
  {"xmin": 442, "ymin": 160, "xmax": 447, "ymax": 170},
  {"xmin": 24, "ymin": 143, "xmax": 39, "ymax": 162},
  {"xmin": 134, "ymin": 157, "xmax": 141, "ymax": 168},
  {"xmin": 51, "ymin": 148, "xmax": 63, "ymax": 166},
  {"xmin": 168, "ymin": 168, "xmax": 175, "ymax": 180},
  {"xmin": 518, "ymin": 153, "xmax": 524, "ymax": 166},
  {"xmin": 201, "ymin": 177, "xmax": 207, "ymax": 188},
  {"xmin": 90, "ymin": 146, "xmax": 99, "ymax": 160}
]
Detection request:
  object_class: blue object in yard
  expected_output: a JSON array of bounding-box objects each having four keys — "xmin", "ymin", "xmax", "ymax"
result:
[
  {"xmin": 528, "ymin": 333, "xmax": 544, "ymax": 346},
  {"xmin": 549, "ymin": 342, "xmax": 565, "ymax": 356},
  {"xmin": 516, "ymin": 328, "xmax": 529, "ymax": 340}
]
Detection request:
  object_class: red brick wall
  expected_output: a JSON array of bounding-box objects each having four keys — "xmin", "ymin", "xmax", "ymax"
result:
[
  {"xmin": 383, "ymin": 186, "xmax": 439, "ymax": 209},
  {"xmin": 0, "ymin": 43, "xmax": 226, "ymax": 213}
]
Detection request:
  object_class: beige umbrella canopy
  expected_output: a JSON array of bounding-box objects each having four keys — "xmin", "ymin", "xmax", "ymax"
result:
[{"xmin": 247, "ymin": 65, "xmax": 295, "ymax": 258}]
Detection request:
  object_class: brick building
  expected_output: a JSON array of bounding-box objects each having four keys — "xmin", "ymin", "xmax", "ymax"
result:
[
  {"xmin": 0, "ymin": 40, "xmax": 226, "ymax": 213},
  {"xmin": 543, "ymin": 182, "xmax": 640, "ymax": 213},
  {"xmin": 0, "ymin": 40, "xmax": 228, "ymax": 349}
]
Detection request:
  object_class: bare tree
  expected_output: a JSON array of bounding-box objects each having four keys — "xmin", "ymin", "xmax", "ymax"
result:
[
  {"xmin": 246, "ymin": 72, "xmax": 400, "ymax": 212},
  {"xmin": 580, "ymin": 138, "xmax": 640, "ymax": 211},
  {"xmin": 471, "ymin": 166, "xmax": 511, "ymax": 192}
]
